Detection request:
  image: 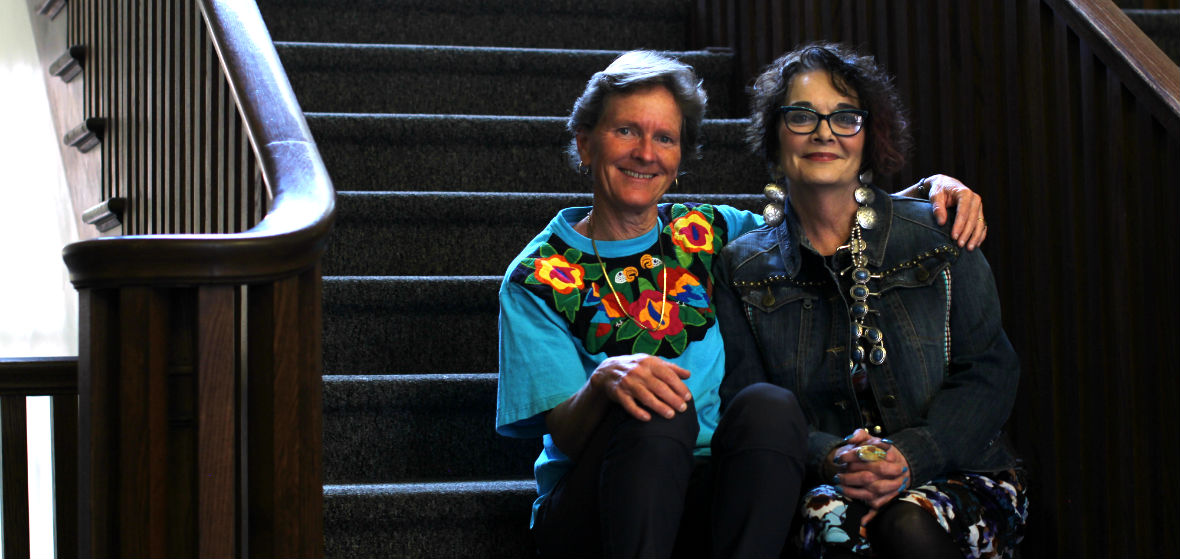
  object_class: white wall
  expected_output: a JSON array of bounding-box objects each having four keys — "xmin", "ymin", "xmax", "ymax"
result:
[{"xmin": 0, "ymin": 0, "xmax": 79, "ymax": 359}]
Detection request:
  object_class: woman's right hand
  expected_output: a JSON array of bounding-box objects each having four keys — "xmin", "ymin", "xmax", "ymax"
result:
[
  {"xmin": 829, "ymin": 429, "xmax": 911, "ymax": 527},
  {"xmin": 591, "ymin": 354, "xmax": 692, "ymax": 421}
]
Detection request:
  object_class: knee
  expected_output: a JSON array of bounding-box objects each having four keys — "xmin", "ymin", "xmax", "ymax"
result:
[
  {"xmin": 717, "ymin": 383, "xmax": 807, "ymax": 448},
  {"xmin": 610, "ymin": 399, "xmax": 699, "ymax": 450},
  {"xmin": 867, "ymin": 501, "xmax": 939, "ymax": 543}
]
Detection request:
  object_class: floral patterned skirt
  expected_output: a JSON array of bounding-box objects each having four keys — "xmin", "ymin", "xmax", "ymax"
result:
[{"xmin": 797, "ymin": 469, "xmax": 1028, "ymax": 559}]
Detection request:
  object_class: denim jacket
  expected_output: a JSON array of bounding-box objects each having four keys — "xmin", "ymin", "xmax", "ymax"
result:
[{"xmin": 715, "ymin": 187, "xmax": 1019, "ymax": 485}]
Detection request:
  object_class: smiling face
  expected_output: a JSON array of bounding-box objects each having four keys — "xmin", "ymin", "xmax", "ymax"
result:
[
  {"xmin": 576, "ymin": 85, "xmax": 682, "ymax": 219},
  {"xmin": 777, "ymin": 70, "xmax": 866, "ymax": 191}
]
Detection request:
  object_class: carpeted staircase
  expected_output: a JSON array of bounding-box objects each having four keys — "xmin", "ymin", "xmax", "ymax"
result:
[{"xmin": 255, "ymin": 1, "xmax": 764, "ymax": 556}]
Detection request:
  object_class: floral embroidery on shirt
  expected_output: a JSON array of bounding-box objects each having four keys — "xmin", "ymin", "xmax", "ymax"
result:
[
  {"xmin": 513, "ymin": 203, "xmax": 728, "ymax": 358},
  {"xmin": 670, "ymin": 209, "xmax": 715, "ymax": 253},
  {"xmin": 532, "ymin": 253, "xmax": 586, "ymax": 295}
]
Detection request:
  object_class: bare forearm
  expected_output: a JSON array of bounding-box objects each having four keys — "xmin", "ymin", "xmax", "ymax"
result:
[
  {"xmin": 545, "ymin": 377, "xmax": 610, "ymax": 459},
  {"xmin": 545, "ymin": 354, "xmax": 693, "ymax": 458}
]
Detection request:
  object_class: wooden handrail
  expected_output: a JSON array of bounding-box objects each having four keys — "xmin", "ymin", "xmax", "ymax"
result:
[
  {"xmin": 60, "ymin": 0, "xmax": 335, "ymax": 288},
  {"xmin": 0, "ymin": 357, "xmax": 78, "ymax": 395},
  {"xmin": 1054, "ymin": 0, "xmax": 1180, "ymax": 133}
]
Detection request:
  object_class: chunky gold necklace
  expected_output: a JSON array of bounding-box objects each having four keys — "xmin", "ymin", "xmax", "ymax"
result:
[{"xmin": 587, "ymin": 211, "xmax": 670, "ymax": 331}]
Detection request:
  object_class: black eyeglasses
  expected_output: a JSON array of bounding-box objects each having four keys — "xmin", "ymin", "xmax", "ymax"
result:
[{"xmin": 778, "ymin": 106, "xmax": 868, "ymax": 136}]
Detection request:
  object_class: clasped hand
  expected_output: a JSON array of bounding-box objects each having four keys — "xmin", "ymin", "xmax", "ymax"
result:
[
  {"xmin": 591, "ymin": 353, "xmax": 692, "ymax": 422},
  {"xmin": 829, "ymin": 428, "xmax": 912, "ymax": 529}
]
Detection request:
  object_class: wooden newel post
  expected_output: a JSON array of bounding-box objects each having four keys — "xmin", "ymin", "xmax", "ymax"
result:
[{"xmin": 73, "ymin": 267, "xmax": 324, "ymax": 557}]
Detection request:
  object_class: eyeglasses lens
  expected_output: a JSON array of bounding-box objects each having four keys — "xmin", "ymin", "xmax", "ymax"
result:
[{"xmin": 783, "ymin": 109, "xmax": 863, "ymax": 136}]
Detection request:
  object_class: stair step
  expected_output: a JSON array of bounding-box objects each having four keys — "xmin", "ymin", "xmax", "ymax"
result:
[
  {"xmin": 325, "ymin": 480, "xmax": 535, "ymax": 559},
  {"xmin": 259, "ymin": 0, "xmax": 688, "ymax": 50},
  {"xmin": 324, "ymin": 374, "xmax": 539, "ymax": 483},
  {"xmin": 1124, "ymin": 9, "xmax": 1180, "ymax": 66},
  {"xmin": 323, "ymin": 276, "xmax": 500, "ymax": 373},
  {"xmin": 325, "ymin": 192, "xmax": 763, "ymax": 276},
  {"xmin": 278, "ymin": 44, "xmax": 740, "ymax": 117},
  {"xmin": 307, "ymin": 114, "xmax": 766, "ymax": 193}
]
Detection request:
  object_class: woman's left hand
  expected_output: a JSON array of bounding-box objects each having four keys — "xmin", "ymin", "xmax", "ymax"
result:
[
  {"xmin": 921, "ymin": 174, "xmax": 987, "ymax": 251},
  {"xmin": 831, "ymin": 430, "xmax": 912, "ymax": 530}
]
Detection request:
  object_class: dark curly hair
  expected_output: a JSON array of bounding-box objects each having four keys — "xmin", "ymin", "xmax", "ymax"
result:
[
  {"xmin": 746, "ymin": 42, "xmax": 912, "ymax": 180},
  {"xmin": 566, "ymin": 51, "xmax": 707, "ymax": 171}
]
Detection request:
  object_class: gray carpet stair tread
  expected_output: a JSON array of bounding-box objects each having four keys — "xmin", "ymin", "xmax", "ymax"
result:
[
  {"xmin": 324, "ymin": 479, "xmax": 535, "ymax": 558},
  {"xmin": 323, "ymin": 276, "xmax": 501, "ymax": 373},
  {"xmin": 325, "ymin": 191, "xmax": 763, "ymax": 276},
  {"xmin": 323, "ymin": 374, "xmax": 539, "ymax": 483},
  {"xmin": 277, "ymin": 44, "xmax": 738, "ymax": 116},
  {"xmin": 258, "ymin": 0, "xmax": 688, "ymax": 50},
  {"xmin": 307, "ymin": 114, "xmax": 766, "ymax": 193}
]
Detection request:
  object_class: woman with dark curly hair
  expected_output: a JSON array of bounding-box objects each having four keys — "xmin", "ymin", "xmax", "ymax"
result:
[{"xmin": 716, "ymin": 43, "xmax": 1028, "ymax": 558}]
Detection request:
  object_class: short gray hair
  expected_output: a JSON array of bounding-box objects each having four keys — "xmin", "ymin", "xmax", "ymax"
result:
[{"xmin": 566, "ymin": 51, "xmax": 707, "ymax": 170}]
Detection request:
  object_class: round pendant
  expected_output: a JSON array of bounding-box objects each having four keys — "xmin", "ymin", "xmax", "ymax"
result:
[
  {"xmin": 851, "ymin": 343, "xmax": 865, "ymax": 362},
  {"xmin": 857, "ymin": 206, "xmax": 878, "ymax": 229},
  {"xmin": 850, "ymin": 284, "xmax": 870, "ymax": 300},
  {"xmin": 851, "ymin": 302, "xmax": 869, "ymax": 318},
  {"xmin": 869, "ymin": 345, "xmax": 887, "ymax": 365},
  {"xmin": 854, "ymin": 186, "xmax": 876, "ymax": 205},
  {"xmin": 763, "ymin": 183, "xmax": 786, "ymax": 203},
  {"xmin": 762, "ymin": 203, "xmax": 784, "ymax": 227},
  {"xmin": 852, "ymin": 267, "xmax": 871, "ymax": 283},
  {"xmin": 863, "ymin": 327, "xmax": 883, "ymax": 344}
]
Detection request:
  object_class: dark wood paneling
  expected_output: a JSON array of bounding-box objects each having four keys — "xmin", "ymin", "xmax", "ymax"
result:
[
  {"xmin": 246, "ymin": 267, "xmax": 324, "ymax": 558},
  {"xmin": 196, "ymin": 285, "xmax": 238, "ymax": 557},
  {"xmin": 2, "ymin": 396, "xmax": 31, "ymax": 559},
  {"xmin": 691, "ymin": 1, "xmax": 1180, "ymax": 557},
  {"xmin": 52, "ymin": 394, "xmax": 79, "ymax": 558}
]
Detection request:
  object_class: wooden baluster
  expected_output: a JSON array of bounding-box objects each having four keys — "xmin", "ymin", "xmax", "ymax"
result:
[{"xmin": 1, "ymin": 395, "xmax": 31, "ymax": 559}]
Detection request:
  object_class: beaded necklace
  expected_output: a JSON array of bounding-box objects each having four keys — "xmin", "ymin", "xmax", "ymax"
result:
[{"xmin": 587, "ymin": 211, "xmax": 671, "ymax": 331}]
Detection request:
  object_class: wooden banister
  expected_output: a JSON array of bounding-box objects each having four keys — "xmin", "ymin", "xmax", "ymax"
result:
[
  {"xmin": 1055, "ymin": 0, "xmax": 1180, "ymax": 132},
  {"xmin": 39, "ymin": 0, "xmax": 332, "ymax": 556},
  {"xmin": 62, "ymin": 0, "xmax": 334, "ymax": 288},
  {"xmin": 0, "ymin": 356, "xmax": 77, "ymax": 395}
]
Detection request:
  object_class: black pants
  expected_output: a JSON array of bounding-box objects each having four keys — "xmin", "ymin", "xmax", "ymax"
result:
[{"xmin": 534, "ymin": 383, "xmax": 807, "ymax": 558}]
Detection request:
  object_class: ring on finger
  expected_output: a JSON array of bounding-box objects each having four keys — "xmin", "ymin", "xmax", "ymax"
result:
[{"xmin": 855, "ymin": 445, "xmax": 887, "ymax": 462}]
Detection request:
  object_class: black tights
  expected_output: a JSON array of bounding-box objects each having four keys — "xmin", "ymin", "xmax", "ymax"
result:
[
  {"xmin": 534, "ymin": 383, "xmax": 807, "ymax": 558},
  {"xmin": 826, "ymin": 500, "xmax": 964, "ymax": 559}
]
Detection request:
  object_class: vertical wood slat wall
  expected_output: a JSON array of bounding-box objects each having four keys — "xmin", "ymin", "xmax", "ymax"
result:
[
  {"xmin": 71, "ymin": 0, "xmax": 264, "ymax": 236},
  {"xmin": 691, "ymin": 1, "xmax": 1180, "ymax": 557}
]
